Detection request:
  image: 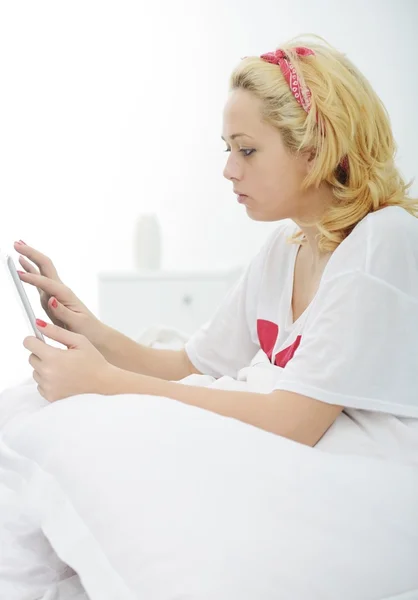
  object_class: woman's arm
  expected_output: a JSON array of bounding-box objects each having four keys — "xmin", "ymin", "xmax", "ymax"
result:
[
  {"xmin": 101, "ymin": 367, "xmax": 343, "ymax": 447},
  {"xmin": 95, "ymin": 324, "xmax": 201, "ymax": 380}
]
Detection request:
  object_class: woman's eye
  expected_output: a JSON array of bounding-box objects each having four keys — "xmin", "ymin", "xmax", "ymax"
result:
[
  {"xmin": 223, "ymin": 148, "xmax": 255, "ymax": 157},
  {"xmin": 240, "ymin": 148, "xmax": 255, "ymax": 157}
]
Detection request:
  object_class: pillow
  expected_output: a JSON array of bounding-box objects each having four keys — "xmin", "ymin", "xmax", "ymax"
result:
[{"xmin": 2, "ymin": 392, "xmax": 418, "ymax": 600}]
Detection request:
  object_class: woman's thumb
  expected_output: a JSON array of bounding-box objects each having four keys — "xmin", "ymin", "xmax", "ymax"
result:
[
  {"xmin": 49, "ymin": 297, "xmax": 71, "ymax": 331},
  {"xmin": 50, "ymin": 296, "xmax": 59, "ymax": 310},
  {"xmin": 49, "ymin": 297, "xmax": 70, "ymax": 320}
]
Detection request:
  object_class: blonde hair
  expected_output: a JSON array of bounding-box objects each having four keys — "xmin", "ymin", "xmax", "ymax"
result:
[{"xmin": 229, "ymin": 34, "xmax": 418, "ymax": 252}]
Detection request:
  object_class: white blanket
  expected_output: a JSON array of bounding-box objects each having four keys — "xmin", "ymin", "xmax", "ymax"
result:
[{"xmin": 1, "ymin": 325, "xmax": 418, "ymax": 599}]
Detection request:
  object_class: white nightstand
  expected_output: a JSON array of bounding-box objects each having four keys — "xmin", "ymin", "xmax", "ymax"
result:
[{"xmin": 97, "ymin": 268, "xmax": 243, "ymax": 340}]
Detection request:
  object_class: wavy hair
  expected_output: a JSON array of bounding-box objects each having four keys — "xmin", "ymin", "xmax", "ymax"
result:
[{"xmin": 229, "ymin": 34, "xmax": 418, "ymax": 251}]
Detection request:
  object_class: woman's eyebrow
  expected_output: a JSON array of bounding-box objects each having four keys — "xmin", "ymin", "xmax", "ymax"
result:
[{"xmin": 221, "ymin": 133, "xmax": 254, "ymax": 141}]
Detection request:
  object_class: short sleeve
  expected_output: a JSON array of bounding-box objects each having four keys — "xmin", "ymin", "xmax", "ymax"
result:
[
  {"xmin": 184, "ymin": 225, "xmax": 287, "ymax": 379},
  {"xmin": 272, "ymin": 270, "xmax": 418, "ymax": 418}
]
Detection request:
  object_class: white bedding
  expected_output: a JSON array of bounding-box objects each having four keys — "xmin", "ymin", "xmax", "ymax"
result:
[{"xmin": 1, "ymin": 326, "xmax": 418, "ymax": 600}]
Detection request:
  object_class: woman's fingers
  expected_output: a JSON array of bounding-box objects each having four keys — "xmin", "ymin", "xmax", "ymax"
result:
[
  {"xmin": 17, "ymin": 271, "xmax": 70, "ymax": 300},
  {"xmin": 19, "ymin": 256, "xmax": 43, "ymax": 297},
  {"xmin": 13, "ymin": 241, "xmax": 62, "ymax": 282},
  {"xmin": 19, "ymin": 255, "xmax": 39, "ymax": 275},
  {"xmin": 29, "ymin": 353, "xmax": 42, "ymax": 370}
]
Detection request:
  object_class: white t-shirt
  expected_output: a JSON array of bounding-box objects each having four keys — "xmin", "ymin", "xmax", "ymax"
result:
[{"xmin": 185, "ymin": 206, "xmax": 418, "ymax": 460}]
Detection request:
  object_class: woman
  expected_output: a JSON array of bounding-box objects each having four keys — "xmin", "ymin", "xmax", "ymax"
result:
[{"xmin": 15, "ymin": 36, "xmax": 418, "ymax": 457}]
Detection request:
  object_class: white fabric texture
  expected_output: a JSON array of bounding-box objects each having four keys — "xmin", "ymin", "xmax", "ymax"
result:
[
  {"xmin": 2, "ymin": 392, "xmax": 418, "ymax": 600},
  {"xmin": 0, "ymin": 326, "xmax": 190, "ymax": 600},
  {"xmin": 0, "ymin": 379, "xmax": 81, "ymax": 600},
  {"xmin": 135, "ymin": 324, "xmax": 189, "ymax": 349},
  {"xmin": 1, "ymin": 331, "xmax": 418, "ymax": 598}
]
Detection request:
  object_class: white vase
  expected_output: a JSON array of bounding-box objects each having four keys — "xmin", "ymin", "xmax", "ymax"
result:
[{"xmin": 133, "ymin": 213, "xmax": 162, "ymax": 270}]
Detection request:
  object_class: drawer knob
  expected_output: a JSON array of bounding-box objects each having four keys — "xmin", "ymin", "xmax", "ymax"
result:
[{"xmin": 182, "ymin": 294, "xmax": 193, "ymax": 306}]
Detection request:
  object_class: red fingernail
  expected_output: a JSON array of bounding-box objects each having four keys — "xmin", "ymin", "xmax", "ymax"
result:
[
  {"xmin": 17, "ymin": 270, "xmax": 25, "ymax": 275},
  {"xmin": 36, "ymin": 319, "xmax": 47, "ymax": 328},
  {"xmin": 51, "ymin": 298, "xmax": 58, "ymax": 308}
]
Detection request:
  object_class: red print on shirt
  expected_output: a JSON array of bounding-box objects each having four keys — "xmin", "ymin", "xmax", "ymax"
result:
[
  {"xmin": 256, "ymin": 319, "xmax": 278, "ymax": 361},
  {"xmin": 257, "ymin": 319, "xmax": 302, "ymax": 368}
]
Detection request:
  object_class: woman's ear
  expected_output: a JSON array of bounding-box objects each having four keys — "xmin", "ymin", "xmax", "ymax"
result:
[
  {"xmin": 300, "ymin": 148, "xmax": 316, "ymax": 174},
  {"xmin": 308, "ymin": 148, "xmax": 316, "ymax": 162}
]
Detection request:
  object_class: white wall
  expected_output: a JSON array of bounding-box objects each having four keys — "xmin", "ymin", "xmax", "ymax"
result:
[{"xmin": 0, "ymin": 0, "xmax": 417, "ymax": 390}]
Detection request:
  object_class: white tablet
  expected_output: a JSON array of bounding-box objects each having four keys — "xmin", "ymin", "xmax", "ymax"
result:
[{"xmin": 5, "ymin": 254, "xmax": 45, "ymax": 342}]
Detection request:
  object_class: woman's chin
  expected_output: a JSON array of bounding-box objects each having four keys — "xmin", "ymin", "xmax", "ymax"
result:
[{"xmin": 245, "ymin": 206, "xmax": 284, "ymax": 222}]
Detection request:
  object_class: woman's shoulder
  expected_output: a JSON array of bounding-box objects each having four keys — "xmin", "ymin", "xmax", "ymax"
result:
[
  {"xmin": 339, "ymin": 205, "xmax": 417, "ymax": 251},
  {"xmin": 325, "ymin": 206, "xmax": 418, "ymax": 296},
  {"xmin": 360, "ymin": 205, "xmax": 418, "ymax": 241}
]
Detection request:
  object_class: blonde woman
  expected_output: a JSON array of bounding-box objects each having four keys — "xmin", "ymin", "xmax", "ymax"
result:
[{"xmin": 16, "ymin": 36, "xmax": 418, "ymax": 458}]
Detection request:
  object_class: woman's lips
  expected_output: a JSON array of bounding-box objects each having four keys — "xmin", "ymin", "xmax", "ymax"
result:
[{"xmin": 236, "ymin": 194, "xmax": 248, "ymax": 203}]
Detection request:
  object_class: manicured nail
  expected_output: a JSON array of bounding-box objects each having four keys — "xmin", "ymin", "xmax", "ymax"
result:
[
  {"xmin": 17, "ymin": 270, "xmax": 25, "ymax": 275},
  {"xmin": 36, "ymin": 319, "xmax": 47, "ymax": 328},
  {"xmin": 51, "ymin": 298, "xmax": 58, "ymax": 308},
  {"xmin": 19, "ymin": 240, "xmax": 27, "ymax": 245}
]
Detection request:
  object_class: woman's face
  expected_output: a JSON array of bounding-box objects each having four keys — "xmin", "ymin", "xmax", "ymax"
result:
[{"xmin": 222, "ymin": 88, "xmax": 311, "ymax": 222}]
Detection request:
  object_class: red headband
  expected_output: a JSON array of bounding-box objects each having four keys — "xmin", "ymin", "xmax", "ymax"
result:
[
  {"xmin": 260, "ymin": 47, "xmax": 315, "ymax": 113},
  {"xmin": 259, "ymin": 46, "xmax": 349, "ymax": 178}
]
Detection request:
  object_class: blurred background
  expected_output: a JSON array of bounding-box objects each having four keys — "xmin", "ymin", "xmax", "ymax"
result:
[{"xmin": 0, "ymin": 0, "xmax": 417, "ymax": 391}]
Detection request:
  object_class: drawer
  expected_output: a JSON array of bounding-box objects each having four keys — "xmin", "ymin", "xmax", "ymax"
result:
[{"xmin": 98, "ymin": 276, "xmax": 236, "ymax": 339}]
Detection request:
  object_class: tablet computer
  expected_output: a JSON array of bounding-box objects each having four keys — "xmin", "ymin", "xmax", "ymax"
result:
[{"xmin": 5, "ymin": 253, "xmax": 45, "ymax": 342}]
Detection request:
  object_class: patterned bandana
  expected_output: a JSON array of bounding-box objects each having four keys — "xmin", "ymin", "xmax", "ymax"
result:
[{"xmin": 260, "ymin": 47, "xmax": 315, "ymax": 113}]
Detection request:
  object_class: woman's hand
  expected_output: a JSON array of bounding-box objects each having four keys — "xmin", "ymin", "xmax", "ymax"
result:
[
  {"xmin": 14, "ymin": 240, "xmax": 104, "ymax": 346},
  {"xmin": 24, "ymin": 319, "xmax": 113, "ymax": 402}
]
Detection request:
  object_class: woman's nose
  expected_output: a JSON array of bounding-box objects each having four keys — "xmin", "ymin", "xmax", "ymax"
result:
[{"xmin": 223, "ymin": 153, "xmax": 242, "ymax": 181}]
